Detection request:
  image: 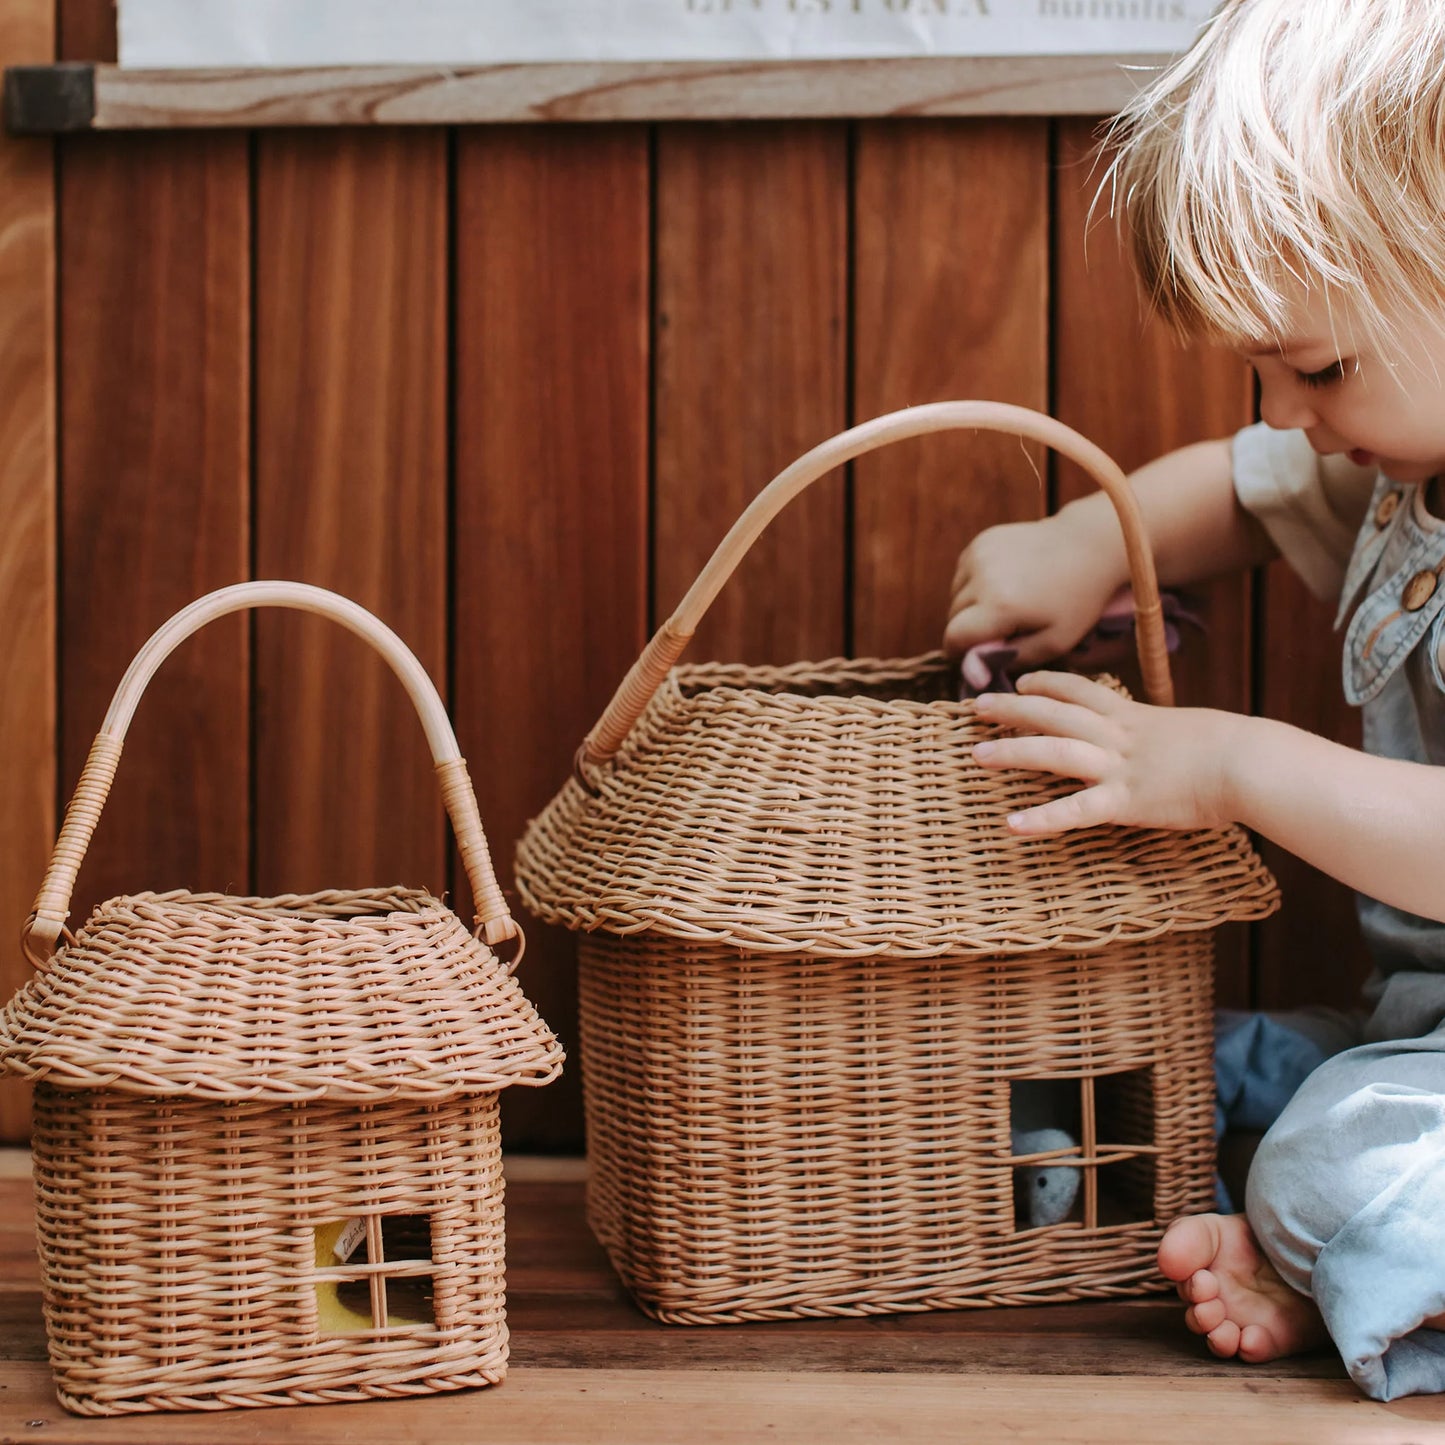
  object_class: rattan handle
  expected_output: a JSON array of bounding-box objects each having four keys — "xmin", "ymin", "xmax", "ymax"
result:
[
  {"xmin": 22, "ymin": 581, "xmax": 518, "ymax": 968},
  {"xmin": 578, "ymin": 401, "xmax": 1171, "ymax": 778}
]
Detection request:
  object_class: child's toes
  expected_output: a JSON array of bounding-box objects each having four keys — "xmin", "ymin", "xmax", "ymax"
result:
[
  {"xmin": 1237, "ymin": 1323, "xmax": 1278, "ymax": 1364},
  {"xmin": 1185, "ymin": 1298, "xmax": 1226, "ymax": 1336},
  {"xmin": 1205, "ymin": 1319, "xmax": 1242, "ymax": 1359},
  {"xmin": 1159, "ymin": 1215, "xmax": 1220, "ymax": 1282},
  {"xmin": 1177, "ymin": 1267, "xmax": 1220, "ymax": 1305}
]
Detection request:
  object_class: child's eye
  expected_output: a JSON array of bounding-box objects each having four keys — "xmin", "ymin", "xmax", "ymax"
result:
[{"xmin": 1296, "ymin": 360, "xmax": 1348, "ymax": 388}]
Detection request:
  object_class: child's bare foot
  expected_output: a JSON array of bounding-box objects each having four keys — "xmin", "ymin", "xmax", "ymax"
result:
[{"xmin": 1158, "ymin": 1214, "xmax": 1328, "ymax": 1363}]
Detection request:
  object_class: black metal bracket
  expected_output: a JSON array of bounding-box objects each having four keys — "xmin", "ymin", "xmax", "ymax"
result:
[{"xmin": 4, "ymin": 64, "xmax": 97, "ymax": 135}]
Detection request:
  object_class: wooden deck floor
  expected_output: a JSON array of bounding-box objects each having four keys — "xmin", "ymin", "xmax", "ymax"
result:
[{"xmin": 3, "ymin": 1151, "xmax": 1443, "ymax": 1444}]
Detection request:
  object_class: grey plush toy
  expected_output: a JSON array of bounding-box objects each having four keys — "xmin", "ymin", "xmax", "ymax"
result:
[
  {"xmin": 1010, "ymin": 1079, "xmax": 1082, "ymax": 1227},
  {"xmin": 1011, "ymin": 1126, "xmax": 1082, "ymax": 1227}
]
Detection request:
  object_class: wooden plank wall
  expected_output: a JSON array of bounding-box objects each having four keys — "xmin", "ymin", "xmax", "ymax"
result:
[
  {"xmin": 0, "ymin": 0, "xmax": 55, "ymax": 1144},
  {"xmin": 0, "ymin": 8, "xmax": 1370, "ymax": 1146}
]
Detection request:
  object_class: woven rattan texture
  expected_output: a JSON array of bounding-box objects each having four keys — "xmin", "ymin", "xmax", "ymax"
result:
[
  {"xmin": 31, "ymin": 1088, "xmax": 511, "ymax": 1413},
  {"xmin": 578, "ymin": 929, "xmax": 1216, "ymax": 1323},
  {"xmin": 0, "ymin": 889, "xmax": 564, "ymax": 1099},
  {"xmin": 517, "ymin": 655, "xmax": 1280, "ymax": 957}
]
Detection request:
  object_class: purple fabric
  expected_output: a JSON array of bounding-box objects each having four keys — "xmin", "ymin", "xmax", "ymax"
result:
[
  {"xmin": 959, "ymin": 640, "xmax": 1020, "ymax": 694},
  {"xmin": 958, "ymin": 587, "xmax": 1204, "ymax": 697}
]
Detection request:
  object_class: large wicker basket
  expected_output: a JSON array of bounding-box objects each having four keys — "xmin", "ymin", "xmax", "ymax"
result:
[
  {"xmin": 0, "ymin": 582, "xmax": 564, "ymax": 1414},
  {"xmin": 516, "ymin": 401, "xmax": 1278, "ymax": 1323}
]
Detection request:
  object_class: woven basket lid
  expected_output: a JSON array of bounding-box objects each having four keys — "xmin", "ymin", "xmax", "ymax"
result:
[
  {"xmin": 0, "ymin": 888, "xmax": 564, "ymax": 1100},
  {"xmin": 7, "ymin": 584, "xmax": 565, "ymax": 1103},
  {"xmin": 520, "ymin": 405, "xmax": 1281, "ymax": 960},
  {"xmin": 516, "ymin": 655, "xmax": 1280, "ymax": 959}
]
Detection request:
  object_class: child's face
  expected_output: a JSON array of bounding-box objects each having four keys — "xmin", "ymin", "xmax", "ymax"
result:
[{"xmin": 1243, "ymin": 289, "xmax": 1445, "ymax": 484}]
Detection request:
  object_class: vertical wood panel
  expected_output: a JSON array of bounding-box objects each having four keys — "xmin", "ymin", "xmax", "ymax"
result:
[
  {"xmin": 21, "ymin": 55, "xmax": 1359, "ymax": 1158},
  {"xmin": 655, "ymin": 123, "xmax": 848, "ymax": 663},
  {"xmin": 0, "ymin": 0, "xmax": 55, "ymax": 1141},
  {"xmin": 853, "ymin": 119, "xmax": 1050, "ymax": 657},
  {"xmin": 254, "ymin": 131, "xmax": 448, "ymax": 896},
  {"xmin": 454, "ymin": 128, "xmax": 650, "ymax": 1149},
  {"xmin": 57, "ymin": 0, "xmax": 112, "ymax": 61},
  {"xmin": 1255, "ymin": 574, "xmax": 1368, "ymax": 1010},
  {"xmin": 59, "ymin": 7, "xmax": 250, "ymax": 931},
  {"xmin": 1051, "ymin": 119, "xmax": 1256, "ymax": 1008}
]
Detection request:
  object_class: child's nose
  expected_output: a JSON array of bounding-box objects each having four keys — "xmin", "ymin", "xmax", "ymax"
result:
[{"xmin": 1259, "ymin": 379, "xmax": 1318, "ymax": 431}]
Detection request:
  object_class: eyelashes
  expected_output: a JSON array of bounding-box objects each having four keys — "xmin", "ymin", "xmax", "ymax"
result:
[{"xmin": 1296, "ymin": 360, "xmax": 1349, "ymax": 388}]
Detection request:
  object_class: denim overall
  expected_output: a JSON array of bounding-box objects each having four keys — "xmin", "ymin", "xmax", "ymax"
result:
[{"xmin": 1231, "ymin": 450, "xmax": 1445, "ymax": 1401}]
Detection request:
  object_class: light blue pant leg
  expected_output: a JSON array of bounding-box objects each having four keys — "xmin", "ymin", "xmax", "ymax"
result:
[{"xmin": 1246, "ymin": 1028, "xmax": 1445, "ymax": 1401}]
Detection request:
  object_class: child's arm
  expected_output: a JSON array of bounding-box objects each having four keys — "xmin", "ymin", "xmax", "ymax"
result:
[
  {"xmin": 945, "ymin": 438, "xmax": 1276, "ymax": 663},
  {"xmin": 973, "ymin": 676, "xmax": 1445, "ymax": 925}
]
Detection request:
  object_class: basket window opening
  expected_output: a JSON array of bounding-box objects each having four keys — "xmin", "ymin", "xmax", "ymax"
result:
[
  {"xmin": 1009, "ymin": 1069, "xmax": 1158, "ymax": 1232},
  {"xmin": 316, "ymin": 1213, "xmax": 437, "ymax": 1333}
]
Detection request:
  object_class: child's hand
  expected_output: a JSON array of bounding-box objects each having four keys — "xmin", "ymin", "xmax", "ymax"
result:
[
  {"xmin": 972, "ymin": 672, "xmax": 1242, "ymax": 835},
  {"xmin": 944, "ymin": 512, "xmax": 1125, "ymax": 664}
]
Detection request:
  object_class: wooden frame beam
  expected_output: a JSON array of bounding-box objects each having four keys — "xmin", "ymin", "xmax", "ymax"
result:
[{"xmin": 2, "ymin": 55, "xmax": 1165, "ymax": 132}]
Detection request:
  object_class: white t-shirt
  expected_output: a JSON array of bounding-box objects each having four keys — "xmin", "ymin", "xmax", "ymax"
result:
[{"xmin": 1231, "ymin": 422, "xmax": 1377, "ymax": 602}]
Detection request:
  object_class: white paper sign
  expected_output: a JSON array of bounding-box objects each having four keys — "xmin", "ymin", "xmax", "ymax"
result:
[{"xmin": 118, "ymin": 0, "xmax": 1215, "ymax": 70}]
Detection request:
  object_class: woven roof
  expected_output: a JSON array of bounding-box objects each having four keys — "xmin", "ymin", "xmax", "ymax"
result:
[
  {"xmin": 0, "ymin": 889, "xmax": 564, "ymax": 1100},
  {"xmin": 517, "ymin": 655, "xmax": 1280, "ymax": 958}
]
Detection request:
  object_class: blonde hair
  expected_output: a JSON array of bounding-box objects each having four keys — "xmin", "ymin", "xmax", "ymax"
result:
[{"xmin": 1105, "ymin": 0, "xmax": 1445, "ymax": 350}]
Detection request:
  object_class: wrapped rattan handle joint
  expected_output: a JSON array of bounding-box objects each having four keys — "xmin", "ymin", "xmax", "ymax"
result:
[
  {"xmin": 577, "ymin": 402, "xmax": 1172, "ymax": 787},
  {"xmin": 22, "ymin": 582, "xmax": 519, "ymax": 967},
  {"xmin": 575, "ymin": 620, "xmax": 694, "ymax": 790}
]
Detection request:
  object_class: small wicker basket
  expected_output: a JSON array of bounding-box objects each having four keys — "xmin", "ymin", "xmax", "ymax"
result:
[
  {"xmin": 517, "ymin": 401, "xmax": 1279, "ymax": 1324},
  {"xmin": 0, "ymin": 582, "xmax": 564, "ymax": 1414}
]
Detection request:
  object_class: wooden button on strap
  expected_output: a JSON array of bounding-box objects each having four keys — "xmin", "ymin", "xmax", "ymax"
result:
[
  {"xmin": 1375, "ymin": 491, "xmax": 1401, "ymax": 528},
  {"xmin": 1403, "ymin": 569, "xmax": 1439, "ymax": 612}
]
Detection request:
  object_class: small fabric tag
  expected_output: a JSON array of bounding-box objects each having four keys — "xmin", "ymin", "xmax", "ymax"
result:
[{"xmin": 332, "ymin": 1216, "xmax": 367, "ymax": 1265}]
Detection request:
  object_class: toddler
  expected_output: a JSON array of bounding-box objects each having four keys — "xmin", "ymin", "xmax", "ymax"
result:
[{"xmin": 946, "ymin": 0, "xmax": 1445, "ymax": 1402}]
